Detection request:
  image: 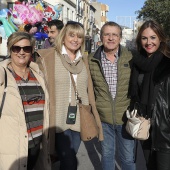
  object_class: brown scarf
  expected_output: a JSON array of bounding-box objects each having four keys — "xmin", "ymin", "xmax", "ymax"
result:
[{"xmin": 59, "ymin": 54, "xmax": 83, "ymax": 74}]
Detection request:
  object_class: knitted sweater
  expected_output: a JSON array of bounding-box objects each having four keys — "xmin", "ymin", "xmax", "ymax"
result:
[
  {"xmin": 36, "ymin": 48, "xmax": 104, "ymax": 154},
  {"xmin": 54, "ymin": 53, "xmax": 89, "ymax": 132}
]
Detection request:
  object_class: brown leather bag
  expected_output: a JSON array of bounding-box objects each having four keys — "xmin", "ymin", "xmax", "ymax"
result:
[
  {"xmin": 79, "ymin": 103, "xmax": 98, "ymax": 141},
  {"xmin": 70, "ymin": 73, "xmax": 99, "ymax": 141}
]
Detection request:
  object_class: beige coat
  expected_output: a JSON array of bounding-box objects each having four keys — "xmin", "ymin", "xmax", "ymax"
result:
[
  {"xmin": 36, "ymin": 48, "xmax": 104, "ymax": 154},
  {"xmin": 0, "ymin": 59, "xmax": 50, "ymax": 170}
]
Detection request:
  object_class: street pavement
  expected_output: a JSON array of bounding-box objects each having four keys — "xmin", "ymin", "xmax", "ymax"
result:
[{"xmin": 52, "ymin": 138, "xmax": 147, "ymax": 170}]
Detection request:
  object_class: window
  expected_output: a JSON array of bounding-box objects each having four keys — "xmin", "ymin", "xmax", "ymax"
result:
[
  {"xmin": 72, "ymin": 11, "xmax": 74, "ymax": 20},
  {"xmin": 7, "ymin": 2, "xmax": 14, "ymax": 9},
  {"xmin": 67, "ymin": 8, "xmax": 69, "ymax": 19}
]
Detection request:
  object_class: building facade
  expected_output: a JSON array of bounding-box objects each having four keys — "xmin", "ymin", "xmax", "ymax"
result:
[
  {"xmin": 90, "ymin": 1, "xmax": 109, "ymax": 30},
  {"xmin": 0, "ymin": 0, "xmax": 110, "ymax": 53}
]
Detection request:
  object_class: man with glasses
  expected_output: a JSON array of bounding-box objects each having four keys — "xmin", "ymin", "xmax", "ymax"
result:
[
  {"xmin": 88, "ymin": 21, "xmax": 136, "ymax": 170},
  {"xmin": 42, "ymin": 19, "xmax": 64, "ymax": 49}
]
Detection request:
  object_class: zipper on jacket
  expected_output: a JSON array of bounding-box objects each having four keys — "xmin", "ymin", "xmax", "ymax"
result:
[
  {"xmin": 112, "ymin": 56, "xmax": 121, "ymax": 125},
  {"xmin": 91, "ymin": 57, "xmax": 115, "ymax": 125}
]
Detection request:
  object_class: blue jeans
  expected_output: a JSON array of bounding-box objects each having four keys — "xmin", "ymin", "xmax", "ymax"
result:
[
  {"xmin": 101, "ymin": 122, "xmax": 136, "ymax": 170},
  {"xmin": 55, "ymin": 130, "xmax": 81, "ymax": 170}
]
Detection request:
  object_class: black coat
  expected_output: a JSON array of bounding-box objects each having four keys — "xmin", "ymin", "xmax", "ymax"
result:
[{"xmin": 152, "ymin": 55, "xmax": 170, "ymax": 152}]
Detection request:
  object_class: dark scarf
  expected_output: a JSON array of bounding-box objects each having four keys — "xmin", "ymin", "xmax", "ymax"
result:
[{"xmin": 129, "ymin": 51, "xmax": 164, "ymax": 117}]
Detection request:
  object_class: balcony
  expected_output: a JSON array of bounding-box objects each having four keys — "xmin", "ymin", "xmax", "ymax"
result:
[{"xmin": 77, "ymin": 7, "xmax": 83, "ymax": 16}]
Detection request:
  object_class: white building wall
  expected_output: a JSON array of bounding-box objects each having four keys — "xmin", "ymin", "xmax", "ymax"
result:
[
  {"xmin": 121, "ymin": 28, "xmax": 135, "ymax": 49},
  {"xmin": 0, "ymin": 0, "xmax": 7, "ymax": 9},
  {"xmin": 43, "ymin": 0, "xmax": 76, "ymax": 24},
  {"xmin": 43, "ymin": 0, "xmax": 76, "ymax": 6}
]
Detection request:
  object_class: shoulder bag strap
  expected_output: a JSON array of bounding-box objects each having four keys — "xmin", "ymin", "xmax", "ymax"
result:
[
  {"xmin": 70, "ymin": 73, "xmax": 82, "ymax": 103},
  {"xmin": 0, "ymin": 68, "xmax": 7, "ymax": 118}
]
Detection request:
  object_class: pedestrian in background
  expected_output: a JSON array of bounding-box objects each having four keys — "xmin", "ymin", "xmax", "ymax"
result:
[
  {"xmin": 36, "ymin": 21, "xmax": 103, "ymax": 170},
  {"xmin": 129, "ymin": 19, "xmax": 170, "ymax": 170},
  {"xmin": 88, "ymin": 21, "xmax": 136, "ymax": 170},
  {"xmin": 0, "ymin": 32, "xmax": 50, "ymax": 170},
  {"xmin": 42, "ymin": 19, "xmax": 64, "ymax": 49}
]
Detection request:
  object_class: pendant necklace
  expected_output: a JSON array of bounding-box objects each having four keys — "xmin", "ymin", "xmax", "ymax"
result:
[{"xmin": 10, "ymin": 63, "xmax": 29, "ymax": 80}]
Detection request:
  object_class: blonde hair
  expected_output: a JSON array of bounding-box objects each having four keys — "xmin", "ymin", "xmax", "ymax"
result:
[
  {"xmin": 55, "ymin": 23, "xmax": 85, "ymax": 55},
  {"xmin": 7, "ymin": 32, "xmax": 35, "ymax": 55}
]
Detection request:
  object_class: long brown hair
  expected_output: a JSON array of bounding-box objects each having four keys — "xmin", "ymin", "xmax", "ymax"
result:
[{"xmin": 136, "ymin": 19, "xmax": 170, "ymax": 57}]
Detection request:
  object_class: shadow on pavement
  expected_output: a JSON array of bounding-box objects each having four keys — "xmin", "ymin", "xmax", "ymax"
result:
[{"xmin": 84, "ymin": 137, "xmax": 102, "ymax": 170}]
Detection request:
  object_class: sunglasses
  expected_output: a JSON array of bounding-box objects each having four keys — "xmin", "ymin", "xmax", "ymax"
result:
[
  {"xmin": 11, "ymin": 46, "xmax": 32, "ymax": 53},
  {"xmin": 27, "ymin": 96, "xmax": 42, "ymax": 105},
  {"xmin": 66, "ymin": 21, "xmax": 84, "ymax": 29}
]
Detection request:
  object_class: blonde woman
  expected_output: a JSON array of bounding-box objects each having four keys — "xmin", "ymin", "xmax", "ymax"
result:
[{"xmin": 36, "ymin": 21, "xmax": 103, "ymax": 170}]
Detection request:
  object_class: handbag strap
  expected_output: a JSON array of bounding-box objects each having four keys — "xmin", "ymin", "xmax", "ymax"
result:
[
  {"xmin": 133, "ymin": 102, "xmax": 144, "ymax": 117},
  {"xmin": 70, "ymin": 73, "xmax": 82, "ymax": 103},
  {"xmin": 0, "ymin": 68, "xmax": 7, "ymax": 118}
]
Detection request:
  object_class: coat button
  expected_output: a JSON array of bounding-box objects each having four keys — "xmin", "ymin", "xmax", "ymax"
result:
[
  {"xmin": 25, "ymin": 135, "xmax": 27, "ymax": 138},
  {"xmin": 24, "ymin": 165, "xmax": 26, "ymax": 167}
]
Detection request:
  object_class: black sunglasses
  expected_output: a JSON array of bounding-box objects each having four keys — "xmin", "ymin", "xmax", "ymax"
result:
[
  {"xmin": 11, "ymin": 46, "xmax": 32, "ymax": 53},
  {"xmin": 27, "ymin": 95, "xmax": 42, "ymax": 105},
  {"xmin": 66, "ymin": 21, "xmax": 84, "ymax": 29}
]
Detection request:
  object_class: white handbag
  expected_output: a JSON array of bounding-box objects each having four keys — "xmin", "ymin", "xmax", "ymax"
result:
[{"xmin": 126, "ymin": 109, "xmax": 150, "ymax": 140}]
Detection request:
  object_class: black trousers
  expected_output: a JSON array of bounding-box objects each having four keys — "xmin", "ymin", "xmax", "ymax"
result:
[
  {"xmin": 141, "ymin": 140, "xmax": 170, "ymax": 170},
  {"xmin": 156, "ymin": 151, "xmax": 170, "ymax": 170},
  {"xmin": 141, "ymin": 137, "xmax": 156, "ymax": 170},
  {"xmin": 27, "ymin": 144, "xmax": 40, "ymax": 170},
  {"xmin": 55, "ymin": 130, "xmax": 81, "ymax": 170}
]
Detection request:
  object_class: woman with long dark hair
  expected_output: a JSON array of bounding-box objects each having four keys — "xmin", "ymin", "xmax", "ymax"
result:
[{"xmin": 129, "ymin": 19, "xmax": 170, "ymax": 170}]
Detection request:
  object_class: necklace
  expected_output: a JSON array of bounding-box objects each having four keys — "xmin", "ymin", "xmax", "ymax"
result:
[{"xmin": 10, "ymin": 63, "xmax": 29, "ymax": 80}]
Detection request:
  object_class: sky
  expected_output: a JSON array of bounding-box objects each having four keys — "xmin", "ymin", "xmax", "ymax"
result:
[{"xmin": 98, "ymin": 0, "xmax": 146, "ymax": 28}]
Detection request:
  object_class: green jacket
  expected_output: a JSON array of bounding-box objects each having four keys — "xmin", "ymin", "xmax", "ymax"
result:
[{"xmin": 88, "ymin": 45, "xmax": 132, "ymax": 125}]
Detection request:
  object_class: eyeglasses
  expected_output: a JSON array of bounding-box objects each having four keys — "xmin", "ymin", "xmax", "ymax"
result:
[
  {"xmin": 11, "ymin": 46, "xmax": 32, "ymax": 53},
  {"xmin": 27, "ymin": 95, "xmax": 42, "ymax": 105},
  {"xmin": 66, "ymin": 21, "xmax": 84, "ymax": 29},
  {"xmin": 103, "ymin": 33, "xmax": 120, "ymax": 38}
]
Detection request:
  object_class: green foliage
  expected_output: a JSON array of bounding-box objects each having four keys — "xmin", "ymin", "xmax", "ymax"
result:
[{"xmin": 136, "ymin": 0, "xmax": 170, "ymax": 37}]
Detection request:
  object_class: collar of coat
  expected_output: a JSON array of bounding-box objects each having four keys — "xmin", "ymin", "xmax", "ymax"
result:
[
  {"xmin": 91, "ymin": 45, "xmax": 122, "ymax": 61},
  {"xmin": 0, "ymin": 59, "xmax": 44, "ymax": 84},
  {"xmin": 153, "ymin": 54, "xmax": 170, "ymax": 84}
]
